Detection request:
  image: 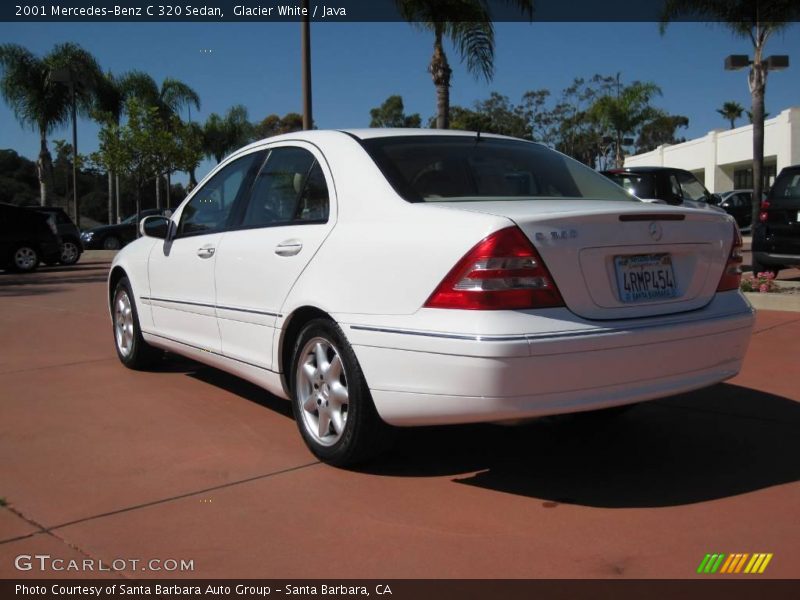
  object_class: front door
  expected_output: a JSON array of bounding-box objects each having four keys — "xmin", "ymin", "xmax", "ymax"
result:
[{"xmin": 147, "ymin": 150, "xmax": 265, "ymax": 352}]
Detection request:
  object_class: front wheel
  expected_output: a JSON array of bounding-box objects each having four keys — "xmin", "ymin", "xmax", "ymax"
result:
[
  {"xmin": 103, "ymin": 236, "xmax": 121, "ymax": 250},
  {"xmin": 751, "ymin": 258, "xmax": 780, "ymax": 278},
  {"xmin": 59, "ymin": 241, "xmax": 81, "ymax": 265},
  {"xmin": 291, "ymin": 319, "xmax": 393, "ymax": 467},
  {"xmin": 112, "ymin": 277, "xmax": 160, "ymax": 369}
]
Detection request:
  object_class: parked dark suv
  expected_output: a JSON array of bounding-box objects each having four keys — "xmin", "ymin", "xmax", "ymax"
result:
[
  {"xmin": 80, "ymin": 208, "xmax": 171, "ymax": 250},
  {"xmin": 601, "ymin": 167, "xmax": 724, "ymax": 213},
  {"xmin": 752, "ymin": 164, "xmax": 800, "ymax": 276},
  {"xmin": 0, "ymin": 203, "xmax": 62, "ymax": 273},
  {"xmin": 28, "ymin": 206, "xmax": 83, "ymax": 265}
]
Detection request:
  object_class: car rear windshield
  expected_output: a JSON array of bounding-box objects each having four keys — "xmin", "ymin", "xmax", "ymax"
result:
[
  {"xmin": 604, "ymin": 173, "xmax": 655, "ymax": 200},
  {"xmin": 360, "ymin": 136, "xmax": 635, "ymax": 203},
  {"xmin": 769, "ymin": 169, "xmax": 800, "ymax": 201}
]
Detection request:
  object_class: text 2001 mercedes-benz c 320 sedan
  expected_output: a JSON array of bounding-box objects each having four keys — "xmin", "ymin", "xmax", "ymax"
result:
[{"xmin": 109, "ymin": 130, "xmax": 755, "ymax": 466}]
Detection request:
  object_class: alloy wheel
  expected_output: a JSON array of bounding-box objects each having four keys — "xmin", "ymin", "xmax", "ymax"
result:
[
  {"xmin": 295, "ymin": 337, "xmax": 349, "ymax": 446},
  {"xmin": 114, "ymin": 289, "xmax": 135, "ymax": 357},
  {"xmin": 61, "ymin": 242, "xmax": 79, "ymax": 264},
  {"xmin": 14, "ymin": 246, "xmax": 37, "ymax": 271}
]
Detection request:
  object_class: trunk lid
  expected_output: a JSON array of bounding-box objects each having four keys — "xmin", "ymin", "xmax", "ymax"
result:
[{"xmin": 436, "ymin": 200, "xmax": 736, "ymax": 320}]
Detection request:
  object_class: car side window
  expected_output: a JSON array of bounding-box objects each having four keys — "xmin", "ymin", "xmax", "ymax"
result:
[
  {"xmin": 241, "ymin": 147, "xmax": 329, "ymax": 228},
  {"xmin": 178, "ymin": 152, "xmax": 262, "ymax": 237},
  {"xmin": 668, "ymin": 175, "xmax": 682, "ymax": 199},
  {"xmin": 676, "ymin": 171, "xmax": 707, "ymax": 202}
]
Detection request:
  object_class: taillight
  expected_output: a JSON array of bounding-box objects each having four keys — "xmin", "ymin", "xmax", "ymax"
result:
[
  {"xmin": 759, "ymin": 199, "xmax": 770, "ymax": 223},
  {"xmin": 424, "ymin": 226, "xmax": 564, "ymax": 310},
  {"xmin": 716, "ymin": 225, "xmax": 743, "ymax": 292}
]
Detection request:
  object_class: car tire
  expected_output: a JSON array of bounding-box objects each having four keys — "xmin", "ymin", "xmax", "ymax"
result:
[
  {"xmin": 59, "ymin": 241, "xmax": 81, "ymax": 266},
  {"xmin": 112, "ymin": 277, "xmax": 161, "ymax": 370},
  {"xmin": 11, "ymin": 244, "xmax": 40, "ymax": 273},
  {"xmin": 751, "ymin": 259, "xmax": 780, "ymax": 278},
  {"xmin": 290, "ymin": 318, "xmax": 393, "ymax": 467},
  {"xmin": 103, "ymin": 236, "xmax": 121, "ymax": 250}
]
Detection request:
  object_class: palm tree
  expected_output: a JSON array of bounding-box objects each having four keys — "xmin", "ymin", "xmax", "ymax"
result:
[
  {"xmin": 589, "ymin": 79, "xmax": 662, "ymax": 168},
  {"xmin": 395, "ymin": 0, "xmax": 533, "ymax": 129},
  {"xmin": 716, "ymin": 101, "xmax": 744, "ymax": 129},
  {"xmin": 203, "ymin": 105, "xmax": 253, "ymax": 164},
  {"xmin": 0, "ymin": 43, "xmax": 100, "ymax": 206},
  {"xmin": 120, "ymin": 72, "xmax": 200, "ymax": 208},
  {"xmin": 661, "ymin": 0, "xmax": 800, "ymax": 231}
]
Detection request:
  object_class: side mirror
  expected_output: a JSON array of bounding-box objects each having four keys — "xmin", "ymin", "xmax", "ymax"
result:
[{"xmin": 140, "ymin": 215, "xmax": 171, "ymax": 239}]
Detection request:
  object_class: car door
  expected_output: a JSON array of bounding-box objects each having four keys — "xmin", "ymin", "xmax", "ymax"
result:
[
  {"xmin": 213, "ymin": 143, "xmax": 336, "ymax": 371},
  {"xmin": 146, "ymin": 150, "xmax": 265, "ymax": 352}
]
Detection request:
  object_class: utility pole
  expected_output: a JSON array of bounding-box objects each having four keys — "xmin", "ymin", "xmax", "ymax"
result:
[{"xmin": 301, "ymin": 0, "xmax": 313, "ymax": 130}]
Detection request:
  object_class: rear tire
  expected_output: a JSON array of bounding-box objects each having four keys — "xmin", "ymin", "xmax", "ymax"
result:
[
  {"xmin": 751, "ymin": 258, "xmax": 780, "ymax": 278},
  {"xmin": 11, "ymin": 245, "xmax": 39, "ymax": 273},
  {"xmin": 112, "ymin": 277, "xmax": 160, "ymax": 370},
  {"xmin": 290, "ymin": 318, "xmax": 393, "ymax": 467}
]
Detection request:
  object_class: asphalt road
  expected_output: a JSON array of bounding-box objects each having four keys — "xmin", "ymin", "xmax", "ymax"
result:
[{"xmin": 1, "ymin": 255, "xmax": 799, "ymax": 579}]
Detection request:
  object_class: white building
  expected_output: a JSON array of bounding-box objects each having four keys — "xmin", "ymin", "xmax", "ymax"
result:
[{"xmin": 624, "ymin": 106, "xmax": 800, "ymax": 192}]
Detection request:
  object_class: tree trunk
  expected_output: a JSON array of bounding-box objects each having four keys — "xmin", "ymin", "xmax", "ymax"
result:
[
  {"xmin": 430, "ymin": 29, "xmax": 452, "ymax": 130},
  {"xmin": 615, "ymin": 131, "xmax": 624, "ymax": 168},
  {"xmin": 155, "ymin": 174, "xmax": 161, "ymax": 209},
  {"xmin": 136, "ymin": 183, "xmax": 142, "ymax": 238},
  {"xmin": 189, "ymin": 167, "xmax": 197, "ymax": 190},
  {"xmin": 749, "ymin": 51, "xmax": 767, "ymax": 230},
  {"xmin": 166, "ymin": 172, "xmax": 171, "ymax": 209},
  {"xmin": 107, "ymin": 170, "xmax": 114, "ymax": 224},
  {"xmin": 36, "ymin": 132, "xmax": 51, "ymax": 206},
  {"xmin": 115, "ymin": 173, "xmax": 121, "ymax": 223}
]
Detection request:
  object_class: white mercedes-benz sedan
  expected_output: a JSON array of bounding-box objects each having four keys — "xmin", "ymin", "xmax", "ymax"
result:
[{"xmin": 108, "ymin": 129, "xmax": 755, "ymax": 465}]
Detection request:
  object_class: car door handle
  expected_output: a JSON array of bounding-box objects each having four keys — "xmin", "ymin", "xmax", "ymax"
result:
[
  {"xmin": 275, "ymin": 240, "xmax": 302, "ymax": 257},
  {"xmin": 196, "ymin": 245, "xmax": 215, "ymax": 258}
]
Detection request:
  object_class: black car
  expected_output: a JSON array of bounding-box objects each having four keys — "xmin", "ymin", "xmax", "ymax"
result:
[
  {"xmin": 80, "ymin": 208, "xmax": 171, "ymax": 250},
  {"xmin": 0, "ymin": 203, "xmax": 62, "ymax": 273},
  {"xmin": 601, "ymin": 167, "xmax": 724, "ymax": 212},
  {"xmin": 752, "ymin": 165, "xmax": 800, "ymax": 276},
  {"xmin": 28, "ymin": 206, "xmax": 83, "ymax": 265},
  {"xmin": 711, "ymin": 190, "xmax": 754, "ymax": 230}
]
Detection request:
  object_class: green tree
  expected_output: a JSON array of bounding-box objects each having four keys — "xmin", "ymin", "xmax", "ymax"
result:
[
  {"xmin": 119, "ymin": 71, "xmax": 200, "ymax": 207},
  {"xmin": 0, "ymin": 43, "xmax": 100, "ymax": 206},
  {"xmin": 253, "ymin": 112, "xmax": 305, "ymax": 139},
  {"xmin": 716, "ymin": 100, "xmax": 744, "ymax": 129},
  {"xmin": 95, "ymin": 98, "xmax": 180, "ymax": 225},
  {"xmin": 588, "ymin": 78, "xmax": 662, "ymax": 168},
  {"xmin": 661, "ymin": 0, "xmax": 800, "ymax": 232},
  {"xmin": 369, "ymin": 95, "xmax": 422, "ymax": 128},
  {"xmin": 635, "ymin": 114, "xmax": 689, "ymax": 153},
  {"xmin": 395, "ymin": 0, "xmax": 533, "ymax": 129},
  {"xmin": 203, "ymin": 105, "xmax": 254, "ymax": 164}
]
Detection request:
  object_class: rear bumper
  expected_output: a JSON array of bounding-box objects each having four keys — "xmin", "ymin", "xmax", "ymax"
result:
[
  {"xmin": 343, "ymin": 292, "xmax": 755, "ymax": 426},
  {"xmin": 753, "ymin": 251, "xmax": 800, "ymax": 268}
]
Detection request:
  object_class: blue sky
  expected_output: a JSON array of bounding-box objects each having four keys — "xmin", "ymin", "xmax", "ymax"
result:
[{"xmin": 0, "ymin": 21, "xmax": 798, "ymax": 183}]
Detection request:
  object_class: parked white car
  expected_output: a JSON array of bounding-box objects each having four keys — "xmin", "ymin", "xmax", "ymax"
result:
[{"xmin": 109, "ymin": 130, "xmax": 755, "ymax": 466}]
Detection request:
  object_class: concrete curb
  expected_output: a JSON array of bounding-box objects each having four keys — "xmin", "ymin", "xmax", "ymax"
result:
[{"xmin": 744, "ymin": 291, "xmax": 800, "ymax": 313}]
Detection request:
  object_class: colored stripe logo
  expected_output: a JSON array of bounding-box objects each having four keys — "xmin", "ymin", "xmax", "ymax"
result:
[{"xmin": 697, "ymin": 553, "xmax": 773, "ymax": 574}]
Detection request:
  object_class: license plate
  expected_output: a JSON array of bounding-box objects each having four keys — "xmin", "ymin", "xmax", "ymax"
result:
[{"xmin": 615, "ymin": 254, "xmax": 677, "ymax": 303}]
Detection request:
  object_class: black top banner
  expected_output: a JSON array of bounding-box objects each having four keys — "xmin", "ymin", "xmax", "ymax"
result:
[{"xmin": 4, "ymin": 0, "xmax": 799, "ymax": 23}]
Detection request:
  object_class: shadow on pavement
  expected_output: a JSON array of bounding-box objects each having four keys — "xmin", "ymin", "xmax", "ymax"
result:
[
  {"xmin": 183, "ymin": 362, "xmax": 294, "ymax": 419},
  {"xmin": 360, "ymin": 383, "xmax": 800, "ymax": 508}
]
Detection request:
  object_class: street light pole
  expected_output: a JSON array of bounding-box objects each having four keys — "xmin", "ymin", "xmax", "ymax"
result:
[
  {"xmin": 301, "ymin": 0, "xmax": 313, "ymax": 130},
  {"xmin": 70, "ymin": 79, "xmax": 79, "ymax": 229},
  {"xmin": 52, "ymin": 67, "xmax": 81, "ymax": 228}
]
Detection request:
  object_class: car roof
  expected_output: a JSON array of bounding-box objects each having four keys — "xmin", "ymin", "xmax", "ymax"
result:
[
  {"xmin": 241, "ymin": 128, "xmax": 530, "ymax": 148},
  {"xmin": 603, "ymin": 167, "xmax": 689, "ymax": 174}
]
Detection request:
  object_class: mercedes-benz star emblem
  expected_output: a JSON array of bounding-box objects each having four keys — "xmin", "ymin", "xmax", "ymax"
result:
[{"xmin": 648, "ymin": 221, "xmax": 663, "ymax": 241}]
